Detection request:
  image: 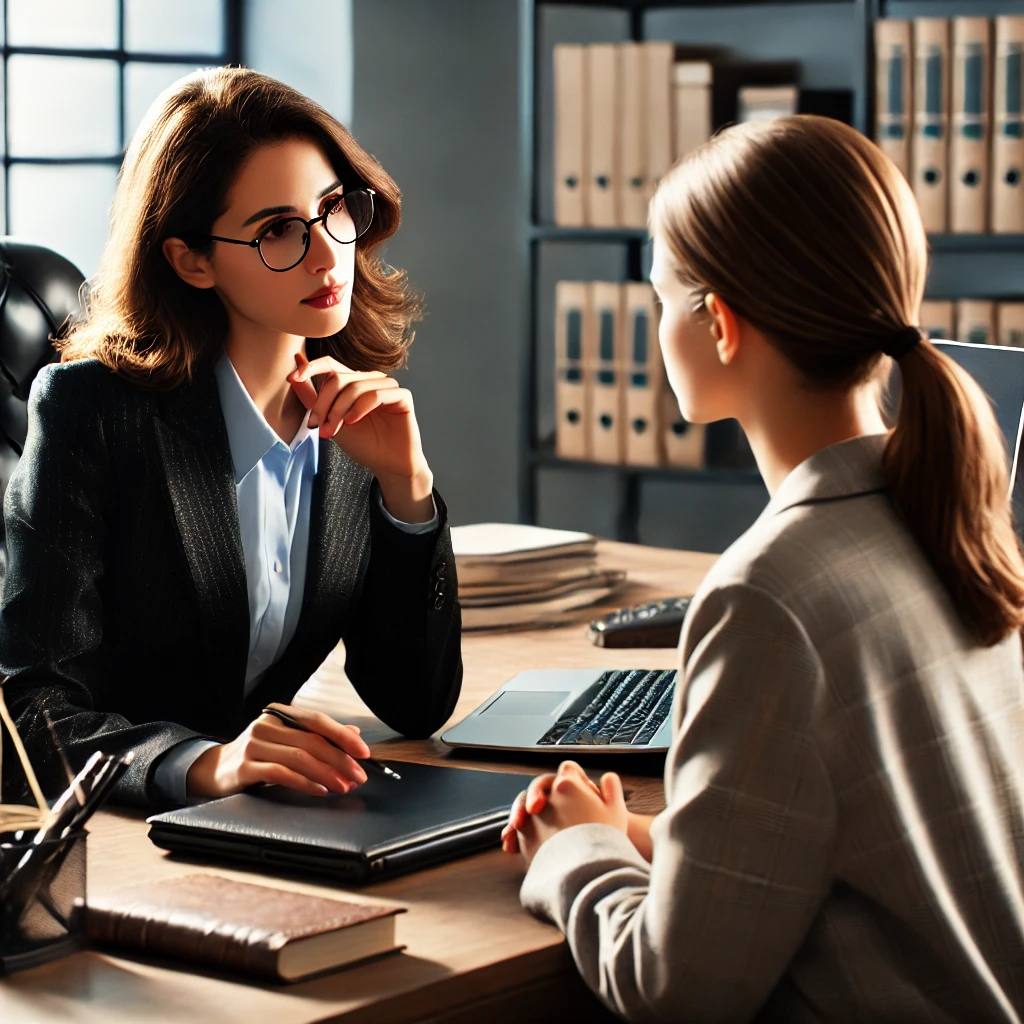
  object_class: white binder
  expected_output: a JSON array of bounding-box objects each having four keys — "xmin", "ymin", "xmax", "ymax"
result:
[
  {"xmin": 623, "ymin": 283, "xmax": 664, "ymax": 466},
  {"xmin": 644, "ymin": 42, "xmax": 675, "ymax": 206},
  {"xmin": 956, "ymin": 299, "xmax": 996, "ymax": 345},
  {"xmin": 553, "ymin": 44, "xmax": 587, "ymax": 227},
  {"xmin": 673, "ymin": 61, "xmax": 713, "ymax": 162},
  {"xmin": 992, "ymin": 16, "xmax": 1024, "ymax": 234},
  {"xmin": 950, "ymin": 17, "xmax": 991, "ymax": 233},
  {"xmin": 587, "ymin": 282, "xmax": 625, "ymax": 463},
  {"xmin": 554, "ymin": 281, "xmax": 590, "ymax": 460},
  {"xmin": 919, "ymin": 299, "xmax": 955, "ymax": 340},
  {"xmin": 997, "ymin": 303, "xmax": 1024, "ymax": 347},
  {"xmin": 618, "ymin": 42, "xmax": 648, "ymax": 229},
  {"xmin": 912, "ymin": 18, "xmax": 951, "ymax": 233},
  {"xmin": 586, "ymin": 44, "xmax": 619, "ymax": 228},
  {"xmin": 875, "ymin": 19, "xmax": 913, "ymax": 178}
]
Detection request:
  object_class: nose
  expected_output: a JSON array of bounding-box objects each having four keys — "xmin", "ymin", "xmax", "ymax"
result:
[{"xmin": 304, "ymin": 217, "xmax": 340, "ymax": 276}]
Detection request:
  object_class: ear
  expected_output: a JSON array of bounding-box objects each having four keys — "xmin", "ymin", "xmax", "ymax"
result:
[
  {"xmin": 162, "ymin": 237, "xmax": 218, "ymax": 290},
  {"xmin": 704, "ymin": 292, "xmax": 741, "ymax": 366}
]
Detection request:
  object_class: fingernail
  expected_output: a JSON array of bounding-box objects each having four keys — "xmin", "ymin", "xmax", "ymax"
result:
[
  {"xmin": 355, "ymin": 768, "xmax": 368, "ymax": 784},
  {"xmin": 314, "ymin": 784, "xmax": 329, "ymax": 795},
  {"xmin": 308, "ymin": 413, "xmax": 319, "ymax": 427}
]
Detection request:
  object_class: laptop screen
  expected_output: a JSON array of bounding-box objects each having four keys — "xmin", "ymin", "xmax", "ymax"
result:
[{"xmin": 931, "ymin": 340, "xmax": 1024, "ymax": 528}]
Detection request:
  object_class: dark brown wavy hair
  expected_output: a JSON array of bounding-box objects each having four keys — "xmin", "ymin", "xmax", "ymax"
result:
[
  {"xmin": 59, "ymin": 66, "xmax": 421, "ymax": 387},
  {"xmin": 651, "ymin": 114, "xmax": 1024, "ymax": 646}
]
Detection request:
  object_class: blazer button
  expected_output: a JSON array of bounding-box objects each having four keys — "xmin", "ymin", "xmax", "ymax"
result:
[{"xmin": 433, "ymin": 593, "xmax": 444, "ymax": 609}]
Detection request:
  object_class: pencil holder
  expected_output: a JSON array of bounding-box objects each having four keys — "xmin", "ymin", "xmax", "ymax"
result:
[{"xmin": 0, "ymin": 827, "xmax": 87, "ymax": 974}]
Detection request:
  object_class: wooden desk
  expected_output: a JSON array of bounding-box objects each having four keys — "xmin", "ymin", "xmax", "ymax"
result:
[{"xmin": 0, "ymin": 542, "xmax": 716, "ymax": 1024}]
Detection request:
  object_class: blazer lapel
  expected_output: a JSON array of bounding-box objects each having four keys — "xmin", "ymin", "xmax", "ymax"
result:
[{"xmin": 153, "ymin": 372, "xmax": 250, "ymax": 704}]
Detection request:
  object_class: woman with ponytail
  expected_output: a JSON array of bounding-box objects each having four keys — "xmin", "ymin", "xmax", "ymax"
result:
[{"xmin": 503, "ymin": 116, "xmax": 1024, "ymax": 1022}]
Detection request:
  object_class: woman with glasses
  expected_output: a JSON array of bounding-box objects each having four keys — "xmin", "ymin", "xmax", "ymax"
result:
[{"xmin": 0, "ymin": 67, "xmax": 462, "ymax": 808}]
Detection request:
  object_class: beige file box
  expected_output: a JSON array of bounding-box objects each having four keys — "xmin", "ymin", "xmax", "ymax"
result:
[
  {"xmin": 623, "ymin": 283, "xmax": 664, "ymax": 466},
  {"xmin": 553, "ymin": 44, "xmax": 587, "ymax": 227},
  {"xmin": 950, "ymin": 18, "xmax": 991, "ymax": 233},
  {"xmin": 554, "ymin": 281, "xmax": 590, "ymax": 460},
  {"xmin": 956, "ymin": 299, "xmax": 996, "ymax": 344},
  {"xmin": 992, "ymin": 17, "xmax": 1024, "ymax": 234},
  {"xmin": 997, "ymin": 302, "xmax": 1024, "ymax": 347},
  {"xmin": 618, "ymin": 42, "xmax": 647, "ymax": 229},
  {"xmin": 919, "ymin": 299, "xmax": 955, "ymax": 340},
  {"xmin": 586, "ymin": 44, "xmax": 619, "ymax": 228},
  {"xmin": 587, "ymin": 282, "xmax": 625, "ymax": 463},
  {"xmin": 673, "ymin": 61, "xmax": 713, "ymax": 161},
  {"xmin": 644, "ymin": 42, "xmax": 675, "ymax": 205},
  {"xmin": 661, "ymin": 382, "xmax": 705, "ymax": 469},
  {"xmin": 736, "ymin": 85, "xmax": 799, "ymax": 122},
  {"xmin": 912, "ymin": 18, "xmax": 951, "ymax": 233},
  {"xmin": 875, "ymin": 19, "xmax": 913, "ymax": 178}
]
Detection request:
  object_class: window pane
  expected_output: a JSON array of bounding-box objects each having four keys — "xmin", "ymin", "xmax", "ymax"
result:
[
  {"xmin": 8, "ymin": 56, "xmax": 119, "ymax": 157},
  {"xmin": 124, "ymin": 0, "xmax": 224, "ymax": 55},
  {"xmin": 9, "ymin": 164, "xmax": 118, "ymax": 279},
  {"xmin": 124, "ymin": 62, "xmax": 202, "ymax": 146},
  {"xmin": 8, "ymin": 0, "xmax": 117, "ymax": 49}
]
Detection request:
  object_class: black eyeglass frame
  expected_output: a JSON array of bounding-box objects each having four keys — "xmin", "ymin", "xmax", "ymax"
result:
[{"xmin": 198, "ymin": 187, "xmax": 376, "ymax": 272}]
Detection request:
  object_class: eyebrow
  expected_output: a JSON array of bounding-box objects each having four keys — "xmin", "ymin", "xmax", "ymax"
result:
[{"xmin": 241, "ymin": 179, "xmax": 344, "ymax": 227}]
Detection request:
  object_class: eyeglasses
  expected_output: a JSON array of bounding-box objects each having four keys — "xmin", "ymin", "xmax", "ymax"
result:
[{"xmin": 201, "ymin": 187, "xmax": 375, "ymax": 272}]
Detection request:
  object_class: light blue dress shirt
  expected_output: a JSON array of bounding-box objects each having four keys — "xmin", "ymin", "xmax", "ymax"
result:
[{"xmin": 153, "ymin": 353, "xmax": 438, "ymax": 803}]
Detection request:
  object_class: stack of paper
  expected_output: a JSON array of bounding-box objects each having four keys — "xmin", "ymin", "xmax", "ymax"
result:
[{"xmin": 451, "ymin": 523, "xmax": 626, "ymax": 631}]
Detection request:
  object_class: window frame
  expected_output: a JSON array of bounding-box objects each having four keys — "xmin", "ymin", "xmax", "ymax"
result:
[{"xmin": 0, "ymin": 0, "xmax": 243, "ymax": 232}]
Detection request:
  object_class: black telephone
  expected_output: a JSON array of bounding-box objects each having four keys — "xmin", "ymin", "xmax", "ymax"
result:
[{"xmin": 588, "ymin": 596, "xmax": 691, "ymax": 648}]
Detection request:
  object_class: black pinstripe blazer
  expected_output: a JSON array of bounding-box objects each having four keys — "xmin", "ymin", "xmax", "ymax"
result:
[{"xmin": 0, "ymin": 359, "xmax": 462, "ymax": 808}]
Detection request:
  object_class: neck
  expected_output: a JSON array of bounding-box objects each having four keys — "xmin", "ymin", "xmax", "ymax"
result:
[
  {"xmin": 740, "ymin": 380, "xmax": 889, "ymax": 496},
  {"xmin": 223, "ymin": 323, "xmax": 308, "ymax": 443}
]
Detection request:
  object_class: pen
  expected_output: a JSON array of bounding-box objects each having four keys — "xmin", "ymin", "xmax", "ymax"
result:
[{"xmin": 260, "ymin": 706, "xmax": 401, "ymax": 781}]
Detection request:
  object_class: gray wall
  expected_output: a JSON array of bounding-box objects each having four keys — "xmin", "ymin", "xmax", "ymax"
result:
[{"xmin": 350, "ymin": 0, "xmax": 525, "ymax": 525}]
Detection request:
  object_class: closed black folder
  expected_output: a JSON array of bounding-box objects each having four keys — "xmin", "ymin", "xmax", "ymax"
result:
[{"xmin": 147, "ymin": 761, "xmax": 533, "ymax": 885}]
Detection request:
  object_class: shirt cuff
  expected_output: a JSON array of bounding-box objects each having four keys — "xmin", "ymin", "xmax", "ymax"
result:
[
  {"xmin": 152, "ymin": 738, "xmax": 221, "ymax": 806},
  {"xmin": 377, "ymin": 492, "xmax": 439, "ymax": 535}
]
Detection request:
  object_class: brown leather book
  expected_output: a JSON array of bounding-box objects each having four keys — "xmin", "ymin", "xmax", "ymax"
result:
[{"xmin": 84, "ymin": 873, "xmax": 405, "ymax": 982}]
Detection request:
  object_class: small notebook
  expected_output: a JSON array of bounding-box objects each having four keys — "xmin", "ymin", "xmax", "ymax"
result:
[
  {"xmin": 451, "ymin": 523, "xmax": 595, "ymax": 564},
  {"xmin": 147, "ymin": 761, "xmax": 533, "ymax": 885},
  {"xmin": 85, "ymin": 874, "xmax": 404, "ymax": 982}
]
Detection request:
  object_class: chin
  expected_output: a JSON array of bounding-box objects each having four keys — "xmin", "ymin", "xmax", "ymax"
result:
[{"xmin": 301, "ymin": 306, "xmax": 351, "ymax": 339}]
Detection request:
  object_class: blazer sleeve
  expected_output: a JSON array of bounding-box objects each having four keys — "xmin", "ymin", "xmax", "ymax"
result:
[
  {"xmin": 0, "ymin": 364, "xmax": 205, "ymax": 807},
  {"xmin": 341, "ymin": 480, "xmax": 462, "ymax": 739},
  {"xmin": 519, "ymin": 582, "xmax": 837, "ymax": 1024}
]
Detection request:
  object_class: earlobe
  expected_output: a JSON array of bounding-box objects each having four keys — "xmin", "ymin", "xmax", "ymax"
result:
[{"xmin": 161, "ymin": 237, "xmax": 217, "ymax": 290}]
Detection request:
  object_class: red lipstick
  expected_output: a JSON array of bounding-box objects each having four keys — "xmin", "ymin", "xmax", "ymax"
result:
[{"xmin": 301, "ymin": 283, "xmax": 347, "ymax": 309}]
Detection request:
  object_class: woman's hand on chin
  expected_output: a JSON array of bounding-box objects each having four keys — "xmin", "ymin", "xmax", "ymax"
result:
[{"xmin": 288, "ymin": 350, "xmax": 435, "ymax": 523}]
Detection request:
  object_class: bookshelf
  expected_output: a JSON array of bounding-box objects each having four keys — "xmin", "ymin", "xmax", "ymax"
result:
[{"xmin": 518, "ymin": 0, "xmax": 1024, "ymax": 547}]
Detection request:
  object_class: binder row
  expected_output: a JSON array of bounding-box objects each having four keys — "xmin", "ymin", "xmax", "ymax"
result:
[
  {"xmin": 553, "ymin": 42, "xmax": 712, "ymax": 228},
  {"xmin": 554, "ymin": 281, "xmax": 705, "ymax": 469},
  {"xmin": 875, "ymin": 16, "xmax": 1024, "ymax": 233},
  {"xmin": 921, "ymin": 299, "xmax": 1024, "ymax": 346}
]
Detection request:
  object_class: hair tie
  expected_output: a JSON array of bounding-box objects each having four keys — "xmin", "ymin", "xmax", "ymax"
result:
[{"xmin": 882, "ymin": 326, "xmax": 924, "ymax": 361}]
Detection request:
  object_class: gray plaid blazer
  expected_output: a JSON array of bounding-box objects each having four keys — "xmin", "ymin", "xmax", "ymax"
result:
[{"xmin": 522, "ymin": 434, "xmax": 1024, "ymax": 1023}]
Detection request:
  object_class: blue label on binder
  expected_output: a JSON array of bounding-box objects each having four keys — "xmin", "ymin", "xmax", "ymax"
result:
[
  {"xmin": 598, "ymin": 370, "xmax": 616, "ymax": 386},
  {"xmin": 566, "ymin": 309, "xmax": 582, "ymax": 361},
  {"xmin": 964, "ymin": 48, "xmax": 983, "ymax": 116},
  {"xmin": 1004, "ymin": 122, "xmax": 1023, "ymax": 139},
  {"xmin": 633, "ymin": 310, "xmax": 648, "ymax": 365},
  {"xmin": 563, "ymin": 367, "xmax": 582, "ymax": 383},
  {"xmin": 599, "ymin": 310, "xmax": 615, "ymax": 361},
  {"xmin": 889, "ymin": 50, "xmax": 905, "ymax": 115},
  {"xmin": 885, "ymin": 124, "xmax": 906, "ymax": 139},
  {"xmin": 631, "ymin": 372, "xmax": 648, "ymax": 388},
  {"xmin": 1007, "ymin": 47, "xmax": 1022, "ymax": 115}
]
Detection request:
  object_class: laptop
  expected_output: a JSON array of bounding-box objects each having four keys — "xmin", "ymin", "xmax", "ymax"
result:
[
  {"xmin": 441, "ymin": 339, "xmax": 1024, "ymax": 756},
  {"xmin": 147, "ymin": 761, "xmax": 534, "ymax": 884}
]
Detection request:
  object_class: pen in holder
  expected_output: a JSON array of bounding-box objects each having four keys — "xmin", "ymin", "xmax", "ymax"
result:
[{"xmin": 0, "ymin": 684, "xmax": 140, "ymax": 973}]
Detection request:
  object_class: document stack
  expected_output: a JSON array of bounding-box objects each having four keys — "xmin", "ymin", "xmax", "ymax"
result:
[
  {"xmin": 451, "ymin": 523, "xmax": 626, "ymax": 632},
  {"xmin": 555, "ymin": 279, "xmax": 706, "ymax": 469},
  {"xmin": 875, "ymin": 15, "xmax": 1024, "ymax": 234}
]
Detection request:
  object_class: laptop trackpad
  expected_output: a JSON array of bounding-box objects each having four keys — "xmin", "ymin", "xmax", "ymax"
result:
[{"xmin": 483, "ymin": 690, "xmax": 570, "ymax": 716}]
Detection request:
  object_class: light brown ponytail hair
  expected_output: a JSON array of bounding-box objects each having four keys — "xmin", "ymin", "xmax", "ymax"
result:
[{"xmin": 651, "ymin": 115, "xmax": 1024, "ymax": 646}]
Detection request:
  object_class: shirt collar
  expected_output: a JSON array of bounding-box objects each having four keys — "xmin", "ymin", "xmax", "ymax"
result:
[
  {"xmin": 765, "ymin": 433, "xmax": 889, "ymax": 518},
  {"xmin": 213, "ymin": 352, "xmax": 320, "ymax": 484}
]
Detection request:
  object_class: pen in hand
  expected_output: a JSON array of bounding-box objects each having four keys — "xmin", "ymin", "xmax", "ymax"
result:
[{"xmin": 260, "ymin": 706, "xmax": 401, "ymax": 782}]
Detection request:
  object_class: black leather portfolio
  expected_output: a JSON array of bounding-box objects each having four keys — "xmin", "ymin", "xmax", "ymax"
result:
[{"xmin": 146, "ymin": 761, "xmax": 533, "ymax": 884}]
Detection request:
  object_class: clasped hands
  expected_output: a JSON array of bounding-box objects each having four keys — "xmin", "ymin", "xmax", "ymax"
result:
[{"xmin": 501, "ymin": 760, "xmax": 633, "ymax": 868}]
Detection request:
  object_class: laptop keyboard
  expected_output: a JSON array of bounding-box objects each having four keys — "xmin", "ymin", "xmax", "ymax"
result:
[{"xmin": 536, "ymin": 669, "xmax": 677, "ymax": 746}]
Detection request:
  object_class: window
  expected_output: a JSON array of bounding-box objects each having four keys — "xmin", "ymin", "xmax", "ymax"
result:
[{"xmin": 2, "ymin": 0, "xmax": 241, "ymax": 277}]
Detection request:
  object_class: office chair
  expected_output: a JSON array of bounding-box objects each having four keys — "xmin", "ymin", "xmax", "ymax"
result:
[{"xmin": 0, "ymin": 239, "xmax": 85, "ymax": 569}]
